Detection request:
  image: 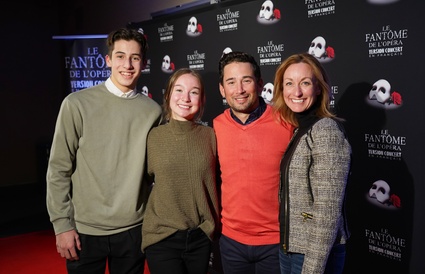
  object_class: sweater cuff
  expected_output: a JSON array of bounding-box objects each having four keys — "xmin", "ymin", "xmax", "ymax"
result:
[{"xmin": 52, "ymin": 217, "xmax": 76, "ymax": 235}]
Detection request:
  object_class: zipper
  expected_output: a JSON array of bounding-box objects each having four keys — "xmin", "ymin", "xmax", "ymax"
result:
[
  {"xmin": 281, "ymin": 118, "xmax": 320, "ymax": 253},
  {"xmin": 282, "ymin": 157, "xmax": 290, "ymax": 254},
  {"xmin": 281, "ymin": 129, "xmax": 299, "ymax": 254}
]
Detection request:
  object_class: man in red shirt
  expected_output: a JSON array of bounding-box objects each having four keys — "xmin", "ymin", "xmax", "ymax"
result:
[{"xmin": 213, "ymin": 51, "xmax": 293, "ymax": 273}]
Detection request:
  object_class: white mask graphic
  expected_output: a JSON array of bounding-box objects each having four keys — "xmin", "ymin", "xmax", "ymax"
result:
[
  {"xmin": 259, "ymin": 0, "xmax": 274, "ymax": 20},
  {"xmin": 141, "ymin": 86, "xmax": 148, "ymax": 96},
  {"xmin": 369, "ymin": 79, "xmax": 391, "ymax": 104},
  {"xmin": 308, "ymin": 36, "xmax": 326, "ymax": 58},
  {"xmin": 222, "ymin": 47, "xmax": 232, "ymax": 57},
  {"xmin": 261, "ymin": 82, "xmax": 274, "ymax": 104},
  {"xmin": 162, "ymin": 55, "xmax": 171, "ymax": 70},
  {"xmin": 369, "ymin": 180, "xmax": 391, "ymax": 203},
  {"xmin": 187, "ymin": 17, "xmax": 197, "ymax": 33}
]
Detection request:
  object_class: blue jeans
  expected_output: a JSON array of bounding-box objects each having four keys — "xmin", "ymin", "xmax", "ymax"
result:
[
  {"xmin": 324, "ymin": 244, "xmax": 346, "ymax": 274},
  {"xmin": 279, "ymin": 249, "xmax": 304, "ymax": 274},
  {"xmin": 219, "ymin": 234, "xmax": 280, "ymax": 274},
  {"xmin": 279, "ymin": 244, "xmax": 346, "ymax": 274}
]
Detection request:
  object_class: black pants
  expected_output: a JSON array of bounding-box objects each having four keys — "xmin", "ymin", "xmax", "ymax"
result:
[
  {"xmin": 145, "ymin": 228, "xmax": 212, "ymax": 274},
  {"xmin": 66, "ymin": 225, "xmax": 145, "ymax": 274}
]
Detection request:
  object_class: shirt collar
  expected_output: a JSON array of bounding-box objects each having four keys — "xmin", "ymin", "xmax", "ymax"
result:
[
  {"xmin": 105, "ymin": 78, "xmax": 138, "ymax": 98},
  {"xmin": 230, "ymin": 96, "xmax": 267, "ymax": 125}
]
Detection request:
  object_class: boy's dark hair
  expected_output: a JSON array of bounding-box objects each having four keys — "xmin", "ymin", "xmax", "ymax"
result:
[{"xmin": 106, "ymin": 28, "xmax": 149, "ymax": 67}]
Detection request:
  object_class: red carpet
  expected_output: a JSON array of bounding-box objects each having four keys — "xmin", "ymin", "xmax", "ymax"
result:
[
  {"xmin": 0, "ymin": 230, "xmax": 67, "ymax": 274},
  {"xmin": 0, "ymin": 230, "xmax": 150, "ymax": 274}
]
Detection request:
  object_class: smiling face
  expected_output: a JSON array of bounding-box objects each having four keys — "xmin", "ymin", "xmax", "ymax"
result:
[
  {"xmin": 282, "ymin": 62, "xmax": 321, "ymax": 113},
  {"xmin": 105, "ymin": 39, "xmax": 142, "ymax": 92},
  {"xmin": 170, "ymin": 73, "xmax": 202, "ymax": 121},
  {"xmin": 219, "ymin": 62, "xmax": 261, "ymax": 123}
]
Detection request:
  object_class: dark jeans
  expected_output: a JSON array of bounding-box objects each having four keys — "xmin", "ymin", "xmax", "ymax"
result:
[
  {"xmin": 145, "ymin": 228, "xmax": 211, "ymax": 274},
  {"xmin": 279, "ymin": 244, "xmax": 346, "ymax": 274},
  {"xmin": 67, "ymin": 225, "xmax": 145, "ymax": 274},
  {"xmin": 324, "ymin": 244, "xmax": 346, "ymax": 274},
  {"xmin": 219, "ymin": 234, "xmax": 280, "ymax": 274}
]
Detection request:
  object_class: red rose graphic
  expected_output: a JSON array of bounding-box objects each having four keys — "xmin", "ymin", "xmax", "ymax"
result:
[
  {"xmin": 197, "ymin": 24, "xmax": 203, "ymax": 33},
  {"xmin": 274, "ymin": 9, "xmax": 281, "ymax": 19},
  {"xmin": 170, "ymin": 63, "xmax": 175, "ymax": 71},
  {"xmin": 391, "ymin": 91, "xmax": 402, "ymax": 105},
  {"xmin": 389, "ymin": 194, "xmax": 401, "ymax": 208},
  {"xmin": 326, "ymin": 47, "xmax": 335, "ymax": 58}
]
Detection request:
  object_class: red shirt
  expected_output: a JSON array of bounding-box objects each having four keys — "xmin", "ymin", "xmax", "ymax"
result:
[{"xmin": 213, "ymin": 105, "xmax": 293, "ymax": 245}]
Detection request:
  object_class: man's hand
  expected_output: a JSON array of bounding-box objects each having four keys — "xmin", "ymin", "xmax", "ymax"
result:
[{"xmin": 56, "ymin": 230, "xmax": 81, "ymax": 261}]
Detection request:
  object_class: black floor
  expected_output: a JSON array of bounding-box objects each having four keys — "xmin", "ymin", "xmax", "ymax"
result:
[{"xmin": 0, "ymin": 183, "xmax": 52, "ymax": 238}]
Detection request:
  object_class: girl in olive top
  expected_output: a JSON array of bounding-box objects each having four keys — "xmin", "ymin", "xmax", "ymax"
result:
[{"xmin": 142, "ymin": 68, "xmax": 219, "ymax": 274}]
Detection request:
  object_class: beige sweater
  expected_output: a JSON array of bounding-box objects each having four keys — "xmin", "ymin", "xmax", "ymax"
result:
[
  {"xmin": 142, "ymin": 119, "xmax": 219, "ymax": 252},
  {"xmin": 46, "ymin": 83, "xmax": 162, "ymax": 236}
]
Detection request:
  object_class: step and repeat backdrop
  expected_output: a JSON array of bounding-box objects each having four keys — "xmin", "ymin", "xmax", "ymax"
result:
[{"xmin": 59, "ymin": 0, "xmax": 425, "ymax": 273}]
